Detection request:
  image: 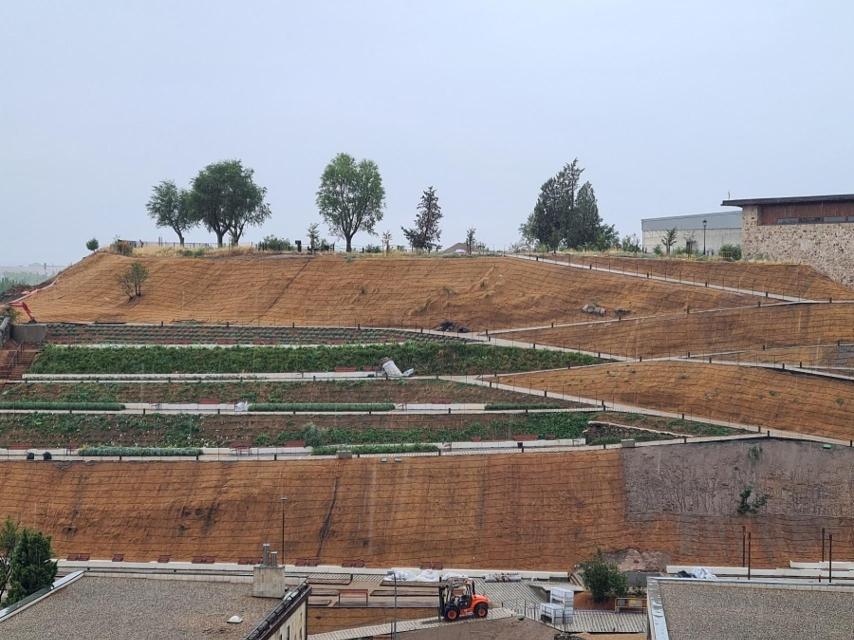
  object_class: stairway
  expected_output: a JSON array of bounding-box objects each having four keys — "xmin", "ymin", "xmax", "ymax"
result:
[{"xmin": 0, "ymin": 341, "xmax": 40, "ymax": 380}]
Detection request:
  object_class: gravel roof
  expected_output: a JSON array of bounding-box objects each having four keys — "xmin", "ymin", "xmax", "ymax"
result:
[
  {"xmin": 0, "ymin": 574, "xmax": 280, "ymax": 640},
  {"xmin": 656, "ymin": 579, "xmax": 854, "ymax": 639}
]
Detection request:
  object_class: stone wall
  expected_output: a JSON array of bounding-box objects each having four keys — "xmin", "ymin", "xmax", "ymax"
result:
[{"xmin": 742, "ymin": 206, "xmax": 854, "ymax": 286}]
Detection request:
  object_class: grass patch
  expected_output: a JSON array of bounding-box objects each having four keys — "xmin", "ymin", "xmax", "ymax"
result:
[
  {"xmin": 0, "ymin": 401, "xmax": 125, "ymax": 411},
  {"xmin": 249, "ymin": 402, "xmax": 394, "ymax": 412},
  {"xmin": 78, "ymin": 446, "xmax": 201, "ymax": 457},
  {"xmin": 30, "ymin": 342, "xmax": 600, "ymax": 375}
]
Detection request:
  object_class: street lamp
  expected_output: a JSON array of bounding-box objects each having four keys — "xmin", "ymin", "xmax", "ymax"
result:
[
  {"xmin": 280, "ymin": 496, "xmax": 288, "ymax": 566},
  {"xmin": 702, "ymin": 219, "xmax": 707, "ymax": 256}
]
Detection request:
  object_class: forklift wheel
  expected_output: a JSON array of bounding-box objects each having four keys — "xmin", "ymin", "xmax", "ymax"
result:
[
  {"xmin": 444, "ymin": 606, "xmax": 460, "ymax": 621},
  {"xmin": 474, "ymin": 603, "xmax": 488, "ymax": 618}
]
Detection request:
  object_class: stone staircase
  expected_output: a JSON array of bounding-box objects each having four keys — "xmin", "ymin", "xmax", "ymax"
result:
[{"xmin": 0, "ymin": 340, "xmax": 40, "ymax": 380}]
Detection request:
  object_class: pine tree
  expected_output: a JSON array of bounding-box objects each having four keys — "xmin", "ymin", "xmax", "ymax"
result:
[
  {"xmin": 7, "ymin": 528, "xmax": 57, "ymax": 604},
  {"xmin": 402, "ymin": 186, "xmax": 443, "ymax": 252}
]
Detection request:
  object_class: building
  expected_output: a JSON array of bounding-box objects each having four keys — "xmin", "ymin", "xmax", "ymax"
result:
[
  {"xmin": 0, "ymin": 569, "xmax": 310, "ymax": 640},
  {"xmin": 640, "ymin": 211, "xmax": 742, "ymax": 255},
  {"xmin": 722, "ymin": 193, "xmax": 854, "ymax": 286},
  {"xmin": 646, "ymin": 576, "xmax": 854, "ymax": 639}
]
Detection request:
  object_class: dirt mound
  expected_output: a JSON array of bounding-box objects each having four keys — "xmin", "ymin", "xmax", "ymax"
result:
[
  {"xmin": 24, "ymin": 253, "xmax": 757, "ymax": 330},
  {"xmin": 497, "ymin": 361, "xmax": 854, "ymax": 441},
  {"xmin": 499, "ymin": 302, "xmax": 854, "ymax": 359},
  {"xmin": 0, "ymin": 440, "xmax": 850, "ymax": 569}
]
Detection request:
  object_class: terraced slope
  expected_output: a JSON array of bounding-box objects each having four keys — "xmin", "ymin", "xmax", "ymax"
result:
[
  {"xmin": 499, "ymin": 303, "xmax": 854, "ymax": 359},
  {"xmin": 547, "ymin": 254, "xmax": 854, "ymax": 300},
  {"xmin": 23, "ymin": 253, "xmax": 757, "ymax": 329},
  {"xmin": 497, "ymin": 361, "xmax": 854, "ymax": 441},
  {"xmin": 0, "ymin": 440, "xmax": 850, "ymax": 569}
]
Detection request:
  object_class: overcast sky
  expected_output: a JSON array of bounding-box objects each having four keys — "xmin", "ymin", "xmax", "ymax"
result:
[{"xmin": 2, "ymin": 1, "xmax": 853, "ymax": 265}]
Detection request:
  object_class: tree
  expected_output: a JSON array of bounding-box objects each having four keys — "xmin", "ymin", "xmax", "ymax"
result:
[
  {"xmin": 0, "ymin": 517, "xmax": 19, "ymax": 603},
  {"xmin": 661, "ymin": 227, "xmax": 678, "ymax": 255},
  {"xmin": 521, "ymin": 159, "xmax": 612, "ymax": 251},
  {"xmin": 578, "ymin": 550, "xmax": 628, "ymax": 603},
  {"xmin": 316, "ymin": 153, "xmax": 385, "ymax": 252},
  {"xmin": 118, "ymin": 262, "xmax": 149, "ymax": 300},
  {"xmin": 307, "ymin": 223, "xmax": 320, "ymax": 252},
  {"xmin": 85, "ymin": 238, "xmax": 99, "ymax": 252},
  {"xmin": 190, "ymin": 160, "xmax": 271, "ymax": 247},
  {"xmin": 381, "ymin": 231, "xmax": 392, "ymax": 254},
  {"xmin": 402, "ymin": 186, "xmax": 442, "ymax": 252},
  {"xmin": 621, "ymin": 233, "xmax": 641, "ymax": 253},
  {"xmin": 6, "ymin": 528, "xmax": 57, "ymax": 605},
  {"xmin": 465, "ymin": 227, "xmax": 477, "ymax": 255},
  {"xmin": 146, "ymin": 180, "xmax": 196, "ymax": 246}
]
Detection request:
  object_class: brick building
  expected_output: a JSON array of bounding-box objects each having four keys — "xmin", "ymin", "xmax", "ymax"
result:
[{"xmin": 722, "ymin": 194, "xmax": 854, "ymax": 286}]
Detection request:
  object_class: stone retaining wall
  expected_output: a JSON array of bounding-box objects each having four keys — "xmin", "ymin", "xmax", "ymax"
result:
[{"xmin": 742, "ymin": 206, "xmax": 854, "ymax": 286}]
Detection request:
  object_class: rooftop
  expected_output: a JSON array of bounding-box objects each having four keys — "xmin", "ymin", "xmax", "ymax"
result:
[
  {"xmin": 722, "ymin": 193, "xmax": 854, "ymax": 207},
  {"xmin": 0, "ymin": 573, "xmax": 284, "ymax": 640},
  {"xmin": 641, "ymin": 211, "xmax": 742, "ymax": 231},
  {"xmin": 649, "ymin": 577, "xmax": 854, "ymax": 640}
]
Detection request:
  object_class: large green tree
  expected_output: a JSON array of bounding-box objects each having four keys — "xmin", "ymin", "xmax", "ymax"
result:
[
  {"xmin": 190, "ymin": 160, "xmax": 271, "ymax": 247},
  {"xmin": 146, "ymin": 180, "xmax": 196, "ymax": 246},
  {"xmin": 402, "ymin": 186, "xmax": 442, "ymax": 252},
  {"xmin": 316, "ymin": 153, "xmax": 385, "ymax": 252},
  {"xmin": 0, "ymin": 517, "xmax": 19, "ymax": 603},
  {"xmin": 521, "ymin": 159, "xmax": 609, "ymax": 251},
  {"xmin": 6, "ymin": 528, "xmax": 57, "ymax": 605}
]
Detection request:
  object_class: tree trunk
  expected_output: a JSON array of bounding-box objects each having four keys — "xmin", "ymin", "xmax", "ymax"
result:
[
  {"xmin": 216, "ymin": 230, "xmax": 225, "ymax": 248},
  {"xmin": 178, "ymin": 232, "xmax": 184, "ymax": 247},
  {"xmin": 345, "ymin": 236, "xmax": 353, "ymax": 252}
]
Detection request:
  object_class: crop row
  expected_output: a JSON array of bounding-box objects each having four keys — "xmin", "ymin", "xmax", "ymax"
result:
[
  {"xmin": 78, "ymin": 446, "xmax": 202, "ymax": 457},
  {"xmin": 0, "ymin": 401, "xmax": 125, "ymax": 411},
  {"xmin": 30, "ymin": 342, "xmax": 600, "ymax": 375}
]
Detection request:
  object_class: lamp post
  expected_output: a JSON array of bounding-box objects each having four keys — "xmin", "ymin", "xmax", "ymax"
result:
[
  {"xmin": 280, "ymin": 496, "xmax": 288, "ymax": 566},
  {"xmin": 702, "ymin": 219, "xmax": 707, "ymax": 256}
]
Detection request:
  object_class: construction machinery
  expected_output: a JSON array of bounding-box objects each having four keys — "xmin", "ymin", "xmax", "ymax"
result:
[
  {"xmin": 9, "ymin": 301, "xmax": 37, "ymax": 323},
  {"xmin": 438, "ymin": 577, "xmax": 489, "ymax": 621}
]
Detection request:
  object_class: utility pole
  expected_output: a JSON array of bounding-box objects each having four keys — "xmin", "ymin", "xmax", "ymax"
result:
[
  {"xmin": 702, "ymin": 219, "xmax": 707, "ymax": 256},
  {"xmin": 280, "ymin": 496, "xmax": 288, "ymax": 567}
]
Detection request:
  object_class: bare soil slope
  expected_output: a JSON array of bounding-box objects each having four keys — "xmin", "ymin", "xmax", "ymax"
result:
[
  {"xmin": 497, "ymin": 361, "xmax": 854, "ymax": 440},
  {"xmin": 0, "ymin": 440, "xmax": 850, "ymax": 569},
  {"xmin": 24, "ymin": 253, "xmax": 757, "ymax": 329},
  {"xmin": 499, "ymin": 302, "xmax": 854, "ymax": 358},
  {"xmin": 555, "ymin": 254, "xmax": 854, "ymax": 300}
]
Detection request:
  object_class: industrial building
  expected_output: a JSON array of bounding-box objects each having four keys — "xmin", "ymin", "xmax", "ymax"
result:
[
  {"xmin": 640, "ymin": 211, "xmax": 742, "ymax": 255},
  {"xmin": 722, "ymin": 193, "xmax": 854, "ymax": 286}
]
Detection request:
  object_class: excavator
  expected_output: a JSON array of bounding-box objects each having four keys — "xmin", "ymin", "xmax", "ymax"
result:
[{"xmin": 438, "ymin": 577, "xmax": 490, "ymax": 621}]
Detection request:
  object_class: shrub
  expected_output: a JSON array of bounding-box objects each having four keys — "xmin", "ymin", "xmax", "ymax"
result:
[
  {"xmin": 112, "ymin": 240, "xmax": 134, "ymax": 256},
  {"xmin": 79, "ymin": 446, "xmax": 201, "ymax": 457},
  {"xmin": 737, "ymin": 486, "xmax": 768, "ymax": 514},
  {"xmin": 578, "ymin": 550, "xmax": 628, "ymax": 603},
  {"xmin": 257, "ymin": 235, "xmax": 294, "ymax": 251},
  {"xmin": 86, "ymin": 238, "xmax": 99, "ymax": 252},
  {"xmin": 117, "ymin": 262, "xmax": 149, "ymax": 300},
  {"xmin": 249, "ymin": 402, "xmax": 394, "ymax": 412},
  {"xmin": 719, "ymin": 244, "xmax": 742, "ymax": 261},
  {"xmin": 0, "ymin": 401, "xmax": 124, "ymax": 411},
  {"xmin": 361, "ymin": 244, "xmax": 383, "ymax": 253}
]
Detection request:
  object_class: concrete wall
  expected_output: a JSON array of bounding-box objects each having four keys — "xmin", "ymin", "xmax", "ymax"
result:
[
  {"xmin": 271, "ymin": 600, "xmax": 307, "ymax": 640},
  {"xmin": 10, "ymin": 323, "xmax": 47, "ymax": 344},
  {"xmin": 742, "ymin": 206, "xmax": 854, "ymax": 286},
  {"xmin": 642, "ymin": 228, "xmax": 741, "ymax": 255}
]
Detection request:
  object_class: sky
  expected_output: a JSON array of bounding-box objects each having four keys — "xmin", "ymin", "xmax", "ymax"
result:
[{"xmin": 2, "ymin": 0, "xmax": 853, "ymax": 265}]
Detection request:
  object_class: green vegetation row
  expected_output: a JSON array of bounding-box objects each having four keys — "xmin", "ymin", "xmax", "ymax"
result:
[
  {"xmin": 30, "ymin": 342, "xmax": 599, "ymax": 375},
  {"xmin": 78, "ymin": 446, "xmax": 202, "ymax": 457},
  {"xmin": 311, "ymin": 443, "xmax": 439, "ymax": 456},
  {"xmin": 249, "ymin": 402, "xmax": 395, "ymax": 412},
  {"xmin": 0, "ymin": 401, "xmax": 125, "ymax": 411}
]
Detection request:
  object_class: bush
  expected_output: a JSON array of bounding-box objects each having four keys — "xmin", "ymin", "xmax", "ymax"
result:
[
  {"xmin": 361, "ymin": 244, "xmax": 383, "ymax": 253},
  {"xmin": 311, "ymin": 443, "xmax": 438, "ymax": 456},
  {"xmin": 653, "ymin": 245, "xmax": 663, "ymax": 256},
  {"xmin": 79, "ymin": 446, "xmax": 201, "ymax": 457},
  {"xmin": 257, "ymin": 235, "xmax": 294, "ymax": 252},
  {"xmin": 578, "ymin": 550, "xmax": 628, "ymax": 603},
  {"xmin": 112, "ymin": 240, "xmax": 134, "ymax": 256},
  {"xmin": 0, "ymin": 401, "xmax": 125, "ymax": 411},
  {"xmin": 249, "ymin": 402, "xmax": 394, "ymax": 412},
  {"xmin": 719, "ymin": 244, "xmax": 742, "ymax": 261},
  {"xmin": 86, "ymin": 238, "xmax": 99, "ymax": 252}
]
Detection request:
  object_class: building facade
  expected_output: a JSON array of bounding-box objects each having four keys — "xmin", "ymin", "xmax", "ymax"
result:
[
  {"xmin": 722, "ymin": 194, "xmax": 854, "ymax": 286},
  {"xmin": 641, "ymin": 211, "xmax": 742, "ymax": 255}
]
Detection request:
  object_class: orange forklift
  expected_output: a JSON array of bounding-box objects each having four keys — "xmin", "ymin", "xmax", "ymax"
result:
[{"xmin": 438, "ymin": 577, "xmax": 490, "ymax": 621}]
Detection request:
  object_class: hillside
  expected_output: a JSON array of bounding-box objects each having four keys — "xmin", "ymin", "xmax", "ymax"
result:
[
  {"xmin": 0, "ymin": 440, "xmax": 850, "ymax": 569},
  {"xmin": 23, "ymin": 253, "xmax": 758, "ymax": 329}
]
